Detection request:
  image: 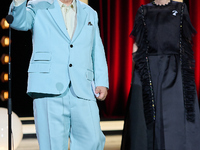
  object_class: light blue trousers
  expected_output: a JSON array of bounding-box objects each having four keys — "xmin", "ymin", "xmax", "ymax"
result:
[{"xmin": 33, "ymin": 86, "xmax": 105, "ymax": 150}]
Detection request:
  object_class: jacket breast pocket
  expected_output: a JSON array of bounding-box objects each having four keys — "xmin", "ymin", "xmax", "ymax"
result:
[
  {"xmin": 33, "ymin": 52, "xmax": 51, "ymax": 61},
  {"xmin": 28, "ymin": 64, "xmax": 51, "ymax": 73}
]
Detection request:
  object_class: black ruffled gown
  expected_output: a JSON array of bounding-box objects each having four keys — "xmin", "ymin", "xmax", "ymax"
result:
[{"xmin": 121, "ymin": 1, "xmax": 200, "ymax": 150}]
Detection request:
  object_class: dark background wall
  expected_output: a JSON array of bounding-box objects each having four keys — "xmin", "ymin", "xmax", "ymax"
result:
[{"xmin": 0, "ymin": 0, "xmax": 33, "ymax": 116}]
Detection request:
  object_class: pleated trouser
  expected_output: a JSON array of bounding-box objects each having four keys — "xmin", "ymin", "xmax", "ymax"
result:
[{"xmin": 33, "ymin": 86, "xmax": 105, "ymax": 150}]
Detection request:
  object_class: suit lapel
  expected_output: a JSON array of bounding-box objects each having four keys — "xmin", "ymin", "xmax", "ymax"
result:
[
  {"xmin": 72, "ymin": 0, "xmax": 87, "ymax": 42},
  {"xmin": 47, "ymin": 0, "xmax": 71, "ymax": 41}
]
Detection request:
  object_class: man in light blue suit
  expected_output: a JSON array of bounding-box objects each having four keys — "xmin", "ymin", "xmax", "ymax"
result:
[{"xmin": 9, "ymin": 0, "xmax": 109, "ymax": 149}]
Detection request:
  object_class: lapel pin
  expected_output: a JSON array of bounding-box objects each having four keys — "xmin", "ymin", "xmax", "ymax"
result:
[
  {"xmin": 88, "ymin": 22, "xmax": 93, "ymax": 26},
  {"xmin": 172, "ymin": 10, "xmax": 178, "ymax": 16}
]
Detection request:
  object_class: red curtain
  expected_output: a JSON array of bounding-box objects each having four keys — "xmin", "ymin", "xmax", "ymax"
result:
[
  {"xmin": 189, "ymin": 0, "xmax": 200, "ymax": 97},
  {"xmin": 99, "ymin": 0, "xmax": 150, "ymax": 118}
]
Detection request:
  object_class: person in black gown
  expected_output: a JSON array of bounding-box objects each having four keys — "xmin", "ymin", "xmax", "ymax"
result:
[{"xmin": 121, "ymin": 0, "xmax": 200, "ymax": 150}]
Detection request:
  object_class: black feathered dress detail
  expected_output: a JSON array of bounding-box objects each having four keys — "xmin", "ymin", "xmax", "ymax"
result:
[{"xmin": 121, "ymin": 1, "xmax": 200, "ymax": 150}]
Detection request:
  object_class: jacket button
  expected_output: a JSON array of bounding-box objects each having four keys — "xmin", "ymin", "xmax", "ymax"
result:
[
  {"xmin": 70, "ymin": 44, "xmax": 73, "ymax": 48},
  {"xmin": 69, "ymin": 64, "xmax": 72, "ymax": 67}
]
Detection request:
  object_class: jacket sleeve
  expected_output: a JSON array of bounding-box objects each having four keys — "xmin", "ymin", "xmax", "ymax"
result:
[
  {"xmin": 9, "ymin": 0, "xmax": 35, "ymax": 31},
  {"xmin": 92, "ymin": 12, "xmax": 109, "ymax": 89}
]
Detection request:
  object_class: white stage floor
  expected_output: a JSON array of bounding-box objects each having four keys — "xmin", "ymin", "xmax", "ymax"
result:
[
  {"xmin": 16, "ymin": 118, "xmax": 123, "ymax": 150},
  {"xmin": 16, "ymin": 135, "xmax": 122, "ymax": 150}
]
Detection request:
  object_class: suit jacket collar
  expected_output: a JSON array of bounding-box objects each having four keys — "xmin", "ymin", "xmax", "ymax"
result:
[
  {"xmin": 47, "ymin": 0, "xmax": 88, "ymax": 42},
  {"xmin": 47, "ymin": 0, "xmax": 70, "ymax": 41},
  {"xmin": 72, "ymin": 0, "xmax": 87, "ymax": 42}
]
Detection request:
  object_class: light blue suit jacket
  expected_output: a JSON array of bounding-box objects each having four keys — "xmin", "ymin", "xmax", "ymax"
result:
[{"xmin": 10, "ymin": 0, "xmax": 109, "ymax": 100}]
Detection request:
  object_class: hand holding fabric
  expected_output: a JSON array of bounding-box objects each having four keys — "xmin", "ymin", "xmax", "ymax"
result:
[{"xmin": 95, "ymin": 86, "xmax": 108, "ymax": 101}]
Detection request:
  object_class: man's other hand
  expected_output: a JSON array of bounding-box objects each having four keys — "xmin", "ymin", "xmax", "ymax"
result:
[{"xmin": 95, "ymin": 86, "xmax": 108, "ymax": 101}]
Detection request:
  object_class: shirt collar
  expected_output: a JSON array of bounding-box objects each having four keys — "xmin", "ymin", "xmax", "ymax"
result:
[{"xmin": 57, "ymin": 0, "xmax": 77, "ymax": 12}]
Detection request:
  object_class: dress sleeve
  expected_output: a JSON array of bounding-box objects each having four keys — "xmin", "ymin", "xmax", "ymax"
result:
[
  {"xmin": 130, "ymin": 6, "xmax": 145, "ymax": 46},
  {"xmin": 181, "ymin": 3, "xmax": 196, "ymax": 122},
  {"xmin": 130, "ymin": 5, "xmax": 156, "ymax": 126},
  {"xmin": 182, "ymin": 3, "xmax": 196, "ymax": 42}
]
